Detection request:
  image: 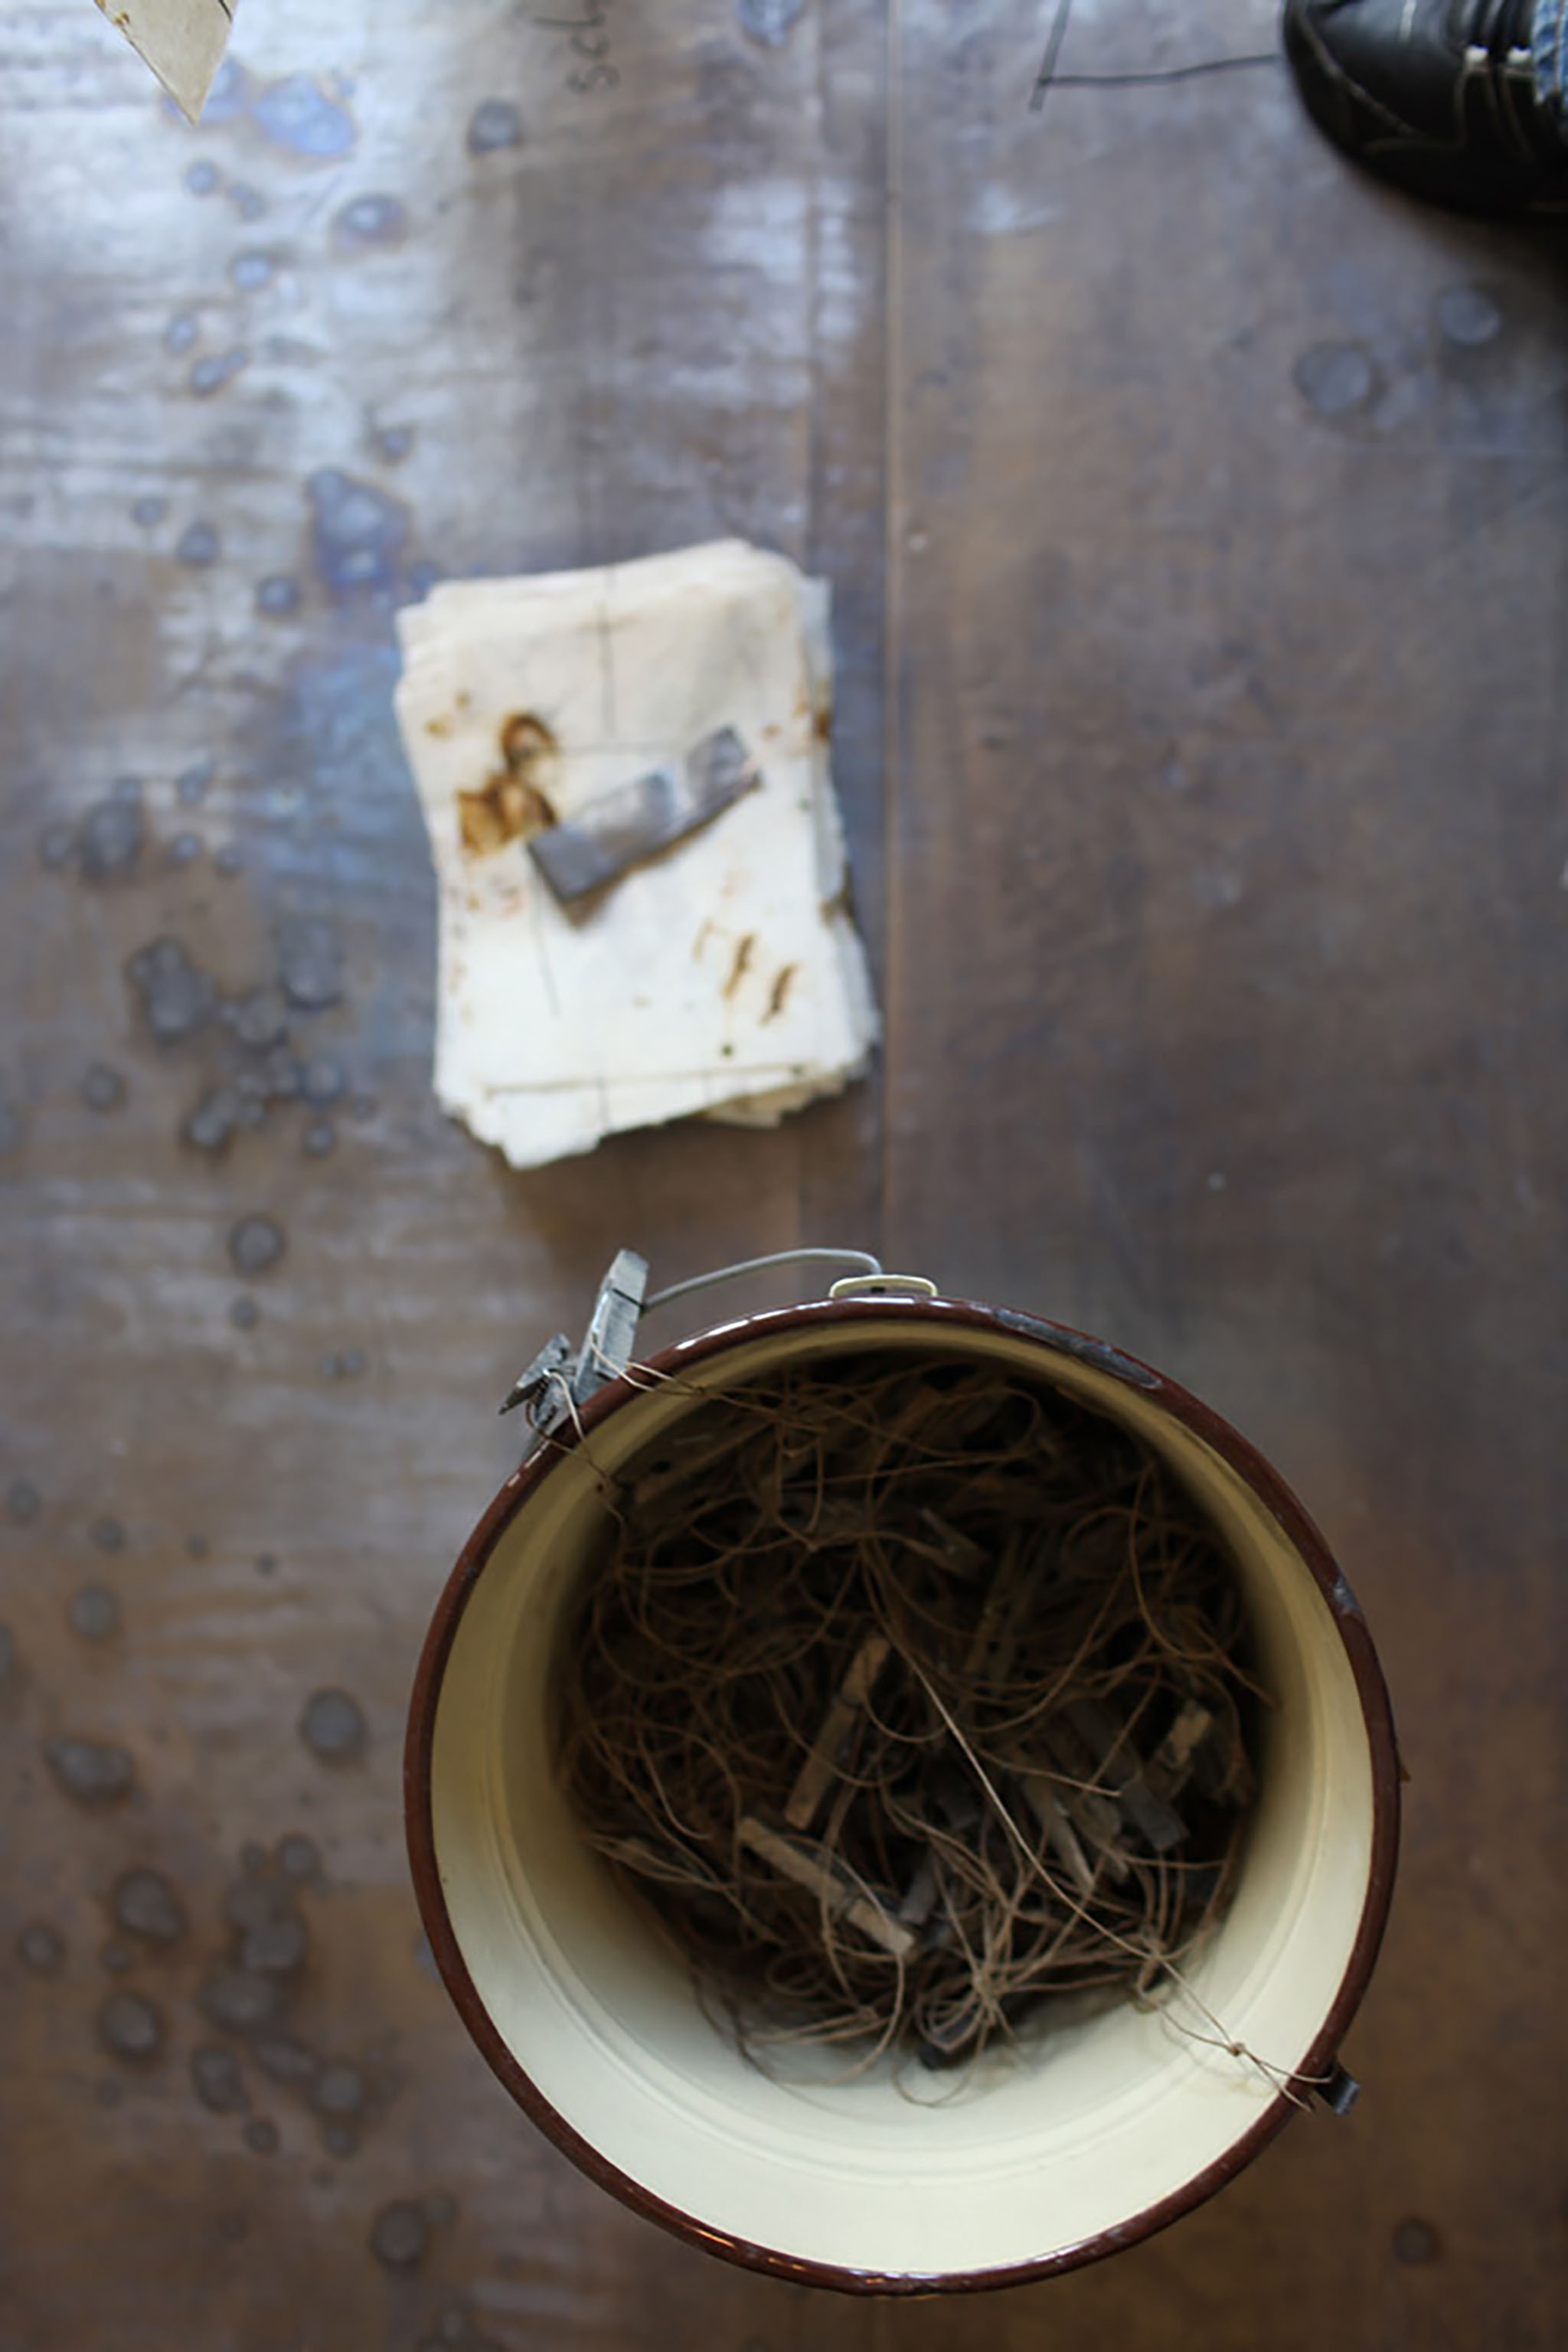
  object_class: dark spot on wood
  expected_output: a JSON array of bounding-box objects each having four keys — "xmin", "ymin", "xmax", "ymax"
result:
[
  {"xmin": 274, "ymin": 915, "xmax": 343, "ymax": 1011},
  {"xmin": 8, "ymin": 1477, "xmax": 41, "ymax": 1525},
  {"xmin": 253, "ymin": 2034, "xmax": 318, "ymax": 2088},
  {"xmin": 277, "ymin": 1832, "xmax": 319, "ymax": 1881},
  {"xmin": 228, "ymin": 1216, "xmax": 286, "ymax": 1278},
  {"xmin": 224, "ymin": 1874, "xmax": 293, "ymax": 1934},
  {"xmin": 256, "ymin": 573, "xmax": 301, "ymax": 617},
  {"xmin": 198, "ymin": 1968, "xmax": 286, "ymax": 2035},
  {"xmin": 1393, "ymin": 2217, "xmax": 1440, "ymax": 2265},
  {"xmin": 18, "ymin": 1921, "xmax": 65, "ymax": 1975},
  {"xmin": 176, "ymin": 520, "xmax": 221, "ymax": 567},
  {"xmin": 98, "ymin": 1990, "xmax": 165, "ymax": 2063},
  {"xmin": 113, "ymin": 1867, "xmax": 185, "ymax": 1943},
  {"xmin": 301, "ymin": 1053, "xmax": 346, "ymax": 1106},
  {"xmin": 299, "ymin": 1687, "xmax": 365, "ymax": 1761},
  {"xmin": 332, "ymin": 194, "xmax": 408, "ymax": 251},
  {"xmin": 305, "ymin": 471, "xmax": 408, "ymax": 596},
  {"xmin": 1435, "ymin": 286, "xmax": 1502, "ymax": 348},
  {"xmin": 311, "ymin": 2060, "xmax": 365, "ymax": 2116},
  {"xmin": 80, "ymin": 1063, "xmax": 126, "ymax": 1112},
  {"xmin": 468, "ymin": 97, "xmax": 523, "ymax": 153},
  {"xmin": 1292, "ymin": 340, "xmax": 1376, "ymax": 423},
  {"xmin": 69, "ymin": 1584, "xmax": 121, "ymax": 1642},
  {"xmin": 738, "ymin": 0, "xmax": 805, "ymax": 47},
  {"xmin": 252, "ymin": 73, "xmax": 356, "ymax": 158},
  {"xmin": 230, "ymin": 985, "xmax": 289, "ymax": 1049},
  {"xmin": 189, "ymin": 350, "xmax": 249, "ymax": 399},
  {"xmin": 44, "ymin": 1736, "xmax": 135, "ymax": 1807},
  {"xmin": 369, "ymin": 2199, "xmax": 428, "ymax": 2270},
  {"xmin": 240, "ymin": 1916, "xmax": 307, "ymax": 1974},
  {"xmin": 191, "ymin": 2044, "xmax": 249, "ymax": 2112},
  {"xmin": 126, "ymin": 936, "xmax": 217, "ymax": 1043},
  {"xmin": 186, "ymin": 1086, "xmax": 243, "ymax": 1155},
  {"xmin": 79, "ymin": 795, "xmax": 144, "ymax": 880}
]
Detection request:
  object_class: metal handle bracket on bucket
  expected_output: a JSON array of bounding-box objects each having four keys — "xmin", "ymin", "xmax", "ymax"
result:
[{"xmin": 828, "ymin": 1272, "xmax": 939, "ymax": 1301}]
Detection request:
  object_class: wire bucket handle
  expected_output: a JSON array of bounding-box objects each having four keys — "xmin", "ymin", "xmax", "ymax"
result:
[{"xmin": 499, "ymin": 1248, "xmax": 938, "ymax": 1438}]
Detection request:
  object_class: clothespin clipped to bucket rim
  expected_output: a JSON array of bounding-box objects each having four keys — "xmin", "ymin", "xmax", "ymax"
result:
[{"xmin": 498, "ymin": 1248, "xmax": 649, "ymax": 1438}]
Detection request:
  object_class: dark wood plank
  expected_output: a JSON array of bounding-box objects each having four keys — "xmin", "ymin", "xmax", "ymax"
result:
[
  {"xmin": 0, "ymin": 3, "xmax": 886, "ymax": 2344},
  {"xmin": 885, "ymin": 4, "xmax": 1565, "ymax": 2345}
]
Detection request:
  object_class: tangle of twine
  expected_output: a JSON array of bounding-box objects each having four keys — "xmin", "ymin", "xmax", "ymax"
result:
[{"xmin": 552, "ymin": 1349, "xmax": 1284, "ymax": 2079}]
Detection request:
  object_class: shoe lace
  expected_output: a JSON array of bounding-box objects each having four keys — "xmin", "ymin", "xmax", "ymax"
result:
[
  {"xmin": 1454, "ymin": 0, "xmax": 1567, "ymax": 170},
  {"xmin": 1458, "ymin": 0, "xmax": 1538, "ymax": 61}
]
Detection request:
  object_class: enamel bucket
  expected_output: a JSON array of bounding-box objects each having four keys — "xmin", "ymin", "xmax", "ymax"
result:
[{"xmin": 406, "ymin": 1254, "xmax": 1398, "ymax": 2293}]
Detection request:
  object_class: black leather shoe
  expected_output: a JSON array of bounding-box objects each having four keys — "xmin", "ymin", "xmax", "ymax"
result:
[{"xmin": 1283, "ymin": 0, "xmax": 1568, "ymax": 214}]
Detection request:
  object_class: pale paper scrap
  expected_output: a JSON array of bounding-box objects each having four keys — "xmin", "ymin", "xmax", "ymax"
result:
[
  {"xmin": 94, "ymin": 0, "xmax": 235, "ymax": 122},
  {"xmin": 395, "ymin": 541, "xmax": 879, "ymax": 1170}
]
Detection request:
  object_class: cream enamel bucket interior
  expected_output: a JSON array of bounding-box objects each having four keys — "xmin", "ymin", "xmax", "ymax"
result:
[{"xmin": 410, "ymin": 1299, "xmax": 1397, "ymax": 2291}]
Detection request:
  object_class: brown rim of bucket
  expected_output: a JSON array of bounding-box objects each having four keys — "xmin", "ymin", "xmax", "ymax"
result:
[{"xmin": 404, "ymin": 1295, "xmax": 1401, "ymax": 2296}]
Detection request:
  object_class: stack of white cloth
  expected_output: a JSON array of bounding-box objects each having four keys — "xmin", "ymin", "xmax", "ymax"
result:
[{"xmin": 394, "ymin": 541, "xmax": 880, "ymax": 1170}]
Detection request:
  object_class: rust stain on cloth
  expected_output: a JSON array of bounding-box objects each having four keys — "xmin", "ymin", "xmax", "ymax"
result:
[
  {"xmin": 723, "ymin": 933, "xmax": 756, "ymax": 1001},
  {"xmin": 458, "ymin": 713, "xmax": 559, "ymax": 857},
  {"xmin": 763, "ymin": 963, "xmax": 799, "ymax": 1022}
]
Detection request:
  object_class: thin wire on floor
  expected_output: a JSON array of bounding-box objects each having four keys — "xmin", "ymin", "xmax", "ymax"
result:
[{"xmin": 1031, "ymin": 0, "xmax": 1280, "ymax": 109}]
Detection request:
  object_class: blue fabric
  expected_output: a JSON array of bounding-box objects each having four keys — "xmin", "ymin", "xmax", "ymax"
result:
[{"xmin": 1533, "ymin": 0, "xmax": 1568, "ymax": 118}]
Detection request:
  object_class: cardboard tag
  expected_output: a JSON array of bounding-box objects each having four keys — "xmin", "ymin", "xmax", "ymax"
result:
[{"xmin": 94, "ymin": 0, "xmax": 235, "ymax": 122}]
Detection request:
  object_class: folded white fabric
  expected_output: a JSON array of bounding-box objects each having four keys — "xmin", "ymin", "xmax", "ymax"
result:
[{"xmin": 394, "ymin": 541, "xmax": 880, "ymax": 1170}]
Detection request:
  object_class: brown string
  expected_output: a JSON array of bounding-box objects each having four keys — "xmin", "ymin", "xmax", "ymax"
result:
[{"xmin": 552, "ymin": 1351, "xmax": 1260, "ymax": 2069}]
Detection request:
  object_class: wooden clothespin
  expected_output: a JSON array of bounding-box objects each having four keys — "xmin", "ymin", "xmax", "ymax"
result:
[
  {"xmin": 737, "ymin": 1818, "xmax": 915, "ymax": 1959},
  {"xmin": 784, "ymin": 1634, "xmax": 890, "ymax": 1831}
]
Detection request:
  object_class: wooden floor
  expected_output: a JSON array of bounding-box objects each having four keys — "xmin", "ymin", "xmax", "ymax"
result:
[{"xmin": 2, "ymin": 1, "xmax": 1563, "ymax": 2344}]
